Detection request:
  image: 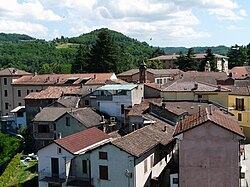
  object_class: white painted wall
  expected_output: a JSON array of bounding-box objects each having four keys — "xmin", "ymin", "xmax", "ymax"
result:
[
  {"xmin": 90, "ymin": 144, "xmax": 134, "ymax": 187},
  {"xmin": 38, "ymin": 143, "xmax": 74, "ymax": 187}
]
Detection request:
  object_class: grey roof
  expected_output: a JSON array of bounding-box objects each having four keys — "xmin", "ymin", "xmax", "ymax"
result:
[
  {"xmin": 0, "ymin": 68, "xmax": 31, "ymax": 76},
  {"xmin": 97, "ymin": 84, "xmax": 138, "ymax": 91},
  {"xmin": 56, "ymin": 96, "xmax": 80, "ymax": 108},
  {"xmin": 33, "ymin": 107, "xmax": 103, "ymax": 128},
  {"xmin": 67, "ymin": 108, "xmax": 102, "ymax": 128},
  {"xmin": 112, "ymin": 123, "xmax": 174, "ymax": 157},
  {"xmin": 33, "ymin": 107, "xmax": 69, "ymax": 122},
  {"xmin": 162, "ymin": 81, "xmax": 230, "ymax": 92}
]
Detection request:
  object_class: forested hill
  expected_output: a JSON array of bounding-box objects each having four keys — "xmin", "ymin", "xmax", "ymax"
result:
[
  {"xmin": 0, "ymin": 33, "xmax": 35, "ymax": 44},
  {"xmin": 0, "ymin": 29, "xmax": 237, "ymax": 74},
  {"xmin": 163, "ymin": 45, "xmax": 230, "ymax": 55}
]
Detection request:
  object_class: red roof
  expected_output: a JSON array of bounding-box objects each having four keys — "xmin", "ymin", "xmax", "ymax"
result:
[
  {"xmin": 55, "ymin": 127, "xmax": 110, "ymax": 154},
  {"xmin": 174, "ymin": 108, "xmax": 245, "ymax": 138}
]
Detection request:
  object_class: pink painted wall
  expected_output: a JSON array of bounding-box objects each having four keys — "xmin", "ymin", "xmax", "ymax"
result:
[{"xmin": 179, "ymin": 121, "xmax": 240, "ymax": 187}]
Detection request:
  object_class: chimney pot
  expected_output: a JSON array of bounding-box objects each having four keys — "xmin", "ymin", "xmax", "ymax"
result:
[{"xmin": 209, "ymin": 104, "xmax": 212, "ymax": 115}]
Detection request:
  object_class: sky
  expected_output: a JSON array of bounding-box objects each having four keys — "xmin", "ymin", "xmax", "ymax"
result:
[{"xmin": 0, "ymin": 0, "xmax": 249, "ymax": 47}]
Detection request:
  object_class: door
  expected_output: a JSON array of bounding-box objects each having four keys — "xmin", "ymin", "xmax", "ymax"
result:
[{"xmin": 51, "ymin": 157, "xmax": 59, "ymax": 177}]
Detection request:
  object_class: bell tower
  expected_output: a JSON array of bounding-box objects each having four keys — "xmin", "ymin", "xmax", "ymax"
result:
[{"xmin": 139, "ymin": 60, "xmax": 147, "ymax": 83}]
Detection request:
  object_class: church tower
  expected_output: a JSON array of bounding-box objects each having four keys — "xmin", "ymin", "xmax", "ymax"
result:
[{"xmin": 139, "ymin": 60, "xmax": 147, "ymax": 83}]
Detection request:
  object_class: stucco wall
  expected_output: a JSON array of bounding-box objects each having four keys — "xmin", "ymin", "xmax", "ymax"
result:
[
  {"xmin": 56, "ymin": 113, "xmax": 87, "ymax": 138},
  {"xmin": 179, "ymin": 121, "xmax": 240, "ymax": 187},
  {"xmin": 90, "ymin": 144, "xmax": 134, "ymax": 187},
  {"xmin": 38, "ymin": 143, "xmax": 74, "ymax": 187}
]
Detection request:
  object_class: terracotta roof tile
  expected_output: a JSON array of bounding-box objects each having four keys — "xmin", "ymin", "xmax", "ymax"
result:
[
  {"xmin": 112, "ymin": 124, "xmax": 173, "ymax": 157},
  {"xmin": 228, "ymin": 66, "xmax": 250, "ymax": 78},
  {"xmin": 174, "ymin": 108, "xmax": 244, "ymax": 138},
  {"xmin": 13, "ymin": 73, "xmax": 115, "ymax": 85},
  {"xmin": 230, "ymin": 86, "xmax": 250, "ymax": 96},
  {"xmin": 55, "ymin": 127, "xmax": 110, "ymax": 154}
]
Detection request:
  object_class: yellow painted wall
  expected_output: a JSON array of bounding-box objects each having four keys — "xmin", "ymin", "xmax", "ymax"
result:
[{"xmin": 228, "ymin": 95, "xmax": 250, "ymax": 139}]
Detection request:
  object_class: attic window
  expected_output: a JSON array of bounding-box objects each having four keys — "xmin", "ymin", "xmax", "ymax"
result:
[
  {"xmin": 64, "ymin": 77, "xmax": 79, "ymax": 84},
  {"xmin": 58, "ymin": 147, "xmax": 62, "ymax": 154}
]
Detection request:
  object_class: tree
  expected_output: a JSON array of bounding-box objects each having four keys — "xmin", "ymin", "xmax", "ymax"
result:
[
  {"xmin": 72, "ymin": 44, "xmax": 90, "ymax": 73},
  {"xmin": 146, "ymin": 59, "xmax": 163, "ymax": 69},
  {"xmin": 186, "ymin": 48, "xmax": 197, "ymax": 70},
  {"xmin": 150, "ymin": 47, "xmax": 165, "ymax": 58},
  {"xmin": 199, "ymin": 48, "xmax": 216, "ymax": 71},
  {"xmin": 228, "ymin": 44, "xmax": 247, "ymax": 68},
  {"xmin": 89, "ymin": 29, "xmax": 120, "ymax": 73},
  {"xmin": 176, "ymin": 51, "xmax": 187, "ymax": 71}
]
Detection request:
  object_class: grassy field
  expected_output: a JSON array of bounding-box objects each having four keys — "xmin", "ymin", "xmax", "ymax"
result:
[
  {"xmin": 0, "ymin": 153, "xmax": 38, "ymax": 187},
  {"xmin": 56, "ymin": 42, "xmax": 79, "ymax": 48}
]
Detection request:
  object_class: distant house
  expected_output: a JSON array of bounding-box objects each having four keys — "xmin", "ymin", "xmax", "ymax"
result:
[
  {"xmin": 82, "ymin": 84, "xmax": 144, "ymax": 123},
  {"xmin": 33, "ymin": 107, "xmax": 106, "ymax": 149},
  {"xmin": 149, "ymin": 53, "xmax": 229, "ymax": 72},
  {"xmin": 228, "ymin": 66, "xmax": 250, "ymax": 79},
  {"xmin": 172, "ymin": 108, "xmax": 244, "ymax": 187},
  {"xmin": 117, "ymin": 68, "xmax": 182, "ymax": 85},
  {"xmin": 0, "ymin": 68, "xmax": 31, "ymax": 115},
  {"xmin": 228, "ymin": 86, "xmax": 250, "ymax": 140},
  {"xmin": 24, "ymin": 85, "xmax": 99, "ymax": 124},
  {"xmin": 161, "ymin": 81, "xmax": 231, "ymax": 107},
  {"xmin": 38, "ymin": 127, "xmax": 111, "ymax": 187}
]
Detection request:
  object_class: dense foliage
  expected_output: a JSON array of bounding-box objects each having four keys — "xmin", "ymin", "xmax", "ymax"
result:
[{"xmin": 0, "ymin": 133, "xmax": 23, "ymax": 175}]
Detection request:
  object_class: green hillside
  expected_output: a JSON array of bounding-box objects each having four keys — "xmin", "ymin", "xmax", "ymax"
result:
[{"xmin": 0, "ymin": 33, "xmax": 35, "ymax": 44}]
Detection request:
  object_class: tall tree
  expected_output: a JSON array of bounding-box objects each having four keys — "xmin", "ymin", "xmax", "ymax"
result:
[
  {"xmin": 72, "ymin": 44, "xmax": 90, "ymax": 73},
  {"xmin": 89, "ymin": 29, "xmax": 120, "ymax": 73},
  {"xmin": 228, "ymin": 44, "xmax": 247, "ymax": 68},
  {"xmin": 150, "ymin": 47, "xmax": 165, "ymax": 58},
  {"xmin": 186, "ymin": 48, "xmax": 197, "ymax": 70},
  {"xmin": 199, "ymin": 48, "xmax": 216, "ymax": 71},
  {"xmin": 176, "ymin": 51, "xmax": 187, "ymax": 71}
]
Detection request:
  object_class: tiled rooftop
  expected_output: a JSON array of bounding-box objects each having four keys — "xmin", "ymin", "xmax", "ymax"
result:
[
  {"xmin": 230, "ymin": 86, "xmax": 250, "ymax": 96},
  {"xmin": 55, "ymin": 127, "xmax": 110, "ymax": 154},
  {"xmin": 174, "ymin": 108, "xmax": 244, "ymax": 137},
  {"xmin": 12, "ymin": 73, "xmax": 115, "ymax": 85},
  {"xmin": 162, "ymin": 81, "xmax": 230, "ymax": 92},
  {"xmin": 0, "ymin": 68, "xmax": 31, "ymax": 76},
  {"xmin": 112, "ymin": 123, "xmax": 174, "ymax": 157}
]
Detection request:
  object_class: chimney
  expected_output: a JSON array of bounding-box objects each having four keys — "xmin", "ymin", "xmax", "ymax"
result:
[
  {"xmin": 209, "ymin": 104, "xmax": 212, "ymax": 115},
  {"xmin": 198, "ymin": 105, "xmax": 201, "ymax": 117},
  {"xmin": 163, "ymin": 126, "xmax": 167, "ymax": 132},
  {"xmin": 162, "ymin": 102, "xmax": 166, "ymax": 109},
  {"xmin": 101, "ymin": 115, "xmax": 105, "ymax": 123},
  {"xmin": 94, "ymin": 74, "xmax": 96, "ymax": 79},
  {"xmin": 217, "ymin": 85, "xmax": 221, "ymax": 91},
  {"xmin": 194, "ymin": 82, "xmax": 198, "ymax": 90}
]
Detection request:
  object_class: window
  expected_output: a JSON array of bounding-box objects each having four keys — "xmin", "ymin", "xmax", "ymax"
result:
[
  {"xmin": 82, "ymin": 160, "xmax": 87, "ymax": 173},
  {"xmin": 5, "ymin": 102, "xmax": 8, "ymax": 110},
  {"xmin": 58, "ymin": 148, "xmax": 62, "ymax": 154},
  {"xmin": 38, "ymin": 125, "xmax": 50, "ymax": 133},
  {"xmin": 3, "ymin": 78, "xmax": 7, "ymax": 85},
  {"xmin": 4, "ymin": 90, "xmax": 7, "ymax": 97},
  {"xmin": 156, "ymin": 79, "xmax": 162, "ymax": 84},
  {"xmin": 119, "ymin": 90, "xmax": 127, "ymax": 95},
  {"xmin": 99, "ymin": 165, "xmax": 108, "ymax": 180},
  {"xmin": 18, "ymin": 90, "xmax": 21, "ymax": 97},
  {"xmin": 66, "ymin": 117, "xmax": 70, "ymax": 126},
  {"xmin": 18, "ymin": 103, "xmax": 21, "ymax": 106},
  {"xmin": 17, "ymin": 112, "xmax": 24, "ymax": 117},
  {"xmin": 238, "ymin": 113, "xmax": 242, "ymax": 121},
  {"xmin": 53, "ymin": 123, "xmax": 56, "ymax": 131},
  {"xmin": 27, "ymin": 90, "xmax": 30, "ymax": 95},
  {"xmin": 84, "ymin": 99, "xmax": 89, "ymax": 106},
  {"xmin": 121, "ymin": 104, "xmax": 125, "ymax": 115},
  {"xmin": 144, "ymin": 159, "xmax": 148, "ymax": 173},
  {"xmin": 173, "ymin": 178, "xmax": 178, "ymax": 184},
  {"xmin": 150, "ymin": 155, "xmax": 154, "ymax": 168},
  {"xmin": 236, "ymin": 98, "xmax": 244, "ymax": 111},
  {"xmin": 99, "ymin": 152, "xmax": 108, "ymax": 160}
]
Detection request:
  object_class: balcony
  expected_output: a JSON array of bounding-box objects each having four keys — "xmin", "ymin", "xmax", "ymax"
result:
[
  {"xmin": 67, "ymin": 176, "xmax": 93, "ymax": 187},
  {"xmin": 33, "ymin": 132, "xmax": 54, "ymax": 139},
  {"xmin": 39, "ymin": 171, "xmax": 66, "ymax": 184}
]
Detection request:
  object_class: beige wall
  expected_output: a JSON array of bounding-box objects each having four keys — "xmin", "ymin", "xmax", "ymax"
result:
[
  {"xmin": 179, "ymin": 121, "xmax": 240, "ymax": 187},
  {"xmin": 161, "ymin": 91, "xmax": 229, "ymax": 107}
]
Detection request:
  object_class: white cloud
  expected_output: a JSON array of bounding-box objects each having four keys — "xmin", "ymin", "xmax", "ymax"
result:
[
  {"xmin": 0, "ymin": 20, "xmax": 48, "ymax": 36},
  {"xmin": 0, "ymin": 0, "xmax": 62, "ymax": 21},
  {"xmin": 226, "ymin": 25, "xmax": 244, "ymax": 30}
]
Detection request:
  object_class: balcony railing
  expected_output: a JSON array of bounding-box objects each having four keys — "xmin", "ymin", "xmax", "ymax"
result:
[
  {"xmin": 33, "ymin": 132, "xmax": 54, "ymax": 139},
  {"xmin": 38, "ymin": 170, "xmax": 66, "ymax": 183}
]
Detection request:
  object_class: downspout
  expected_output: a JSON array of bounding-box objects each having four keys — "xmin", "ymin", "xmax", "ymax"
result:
[{"xmin": 88, "ymin": 159, "xmax": 92, "ymax": 186}]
